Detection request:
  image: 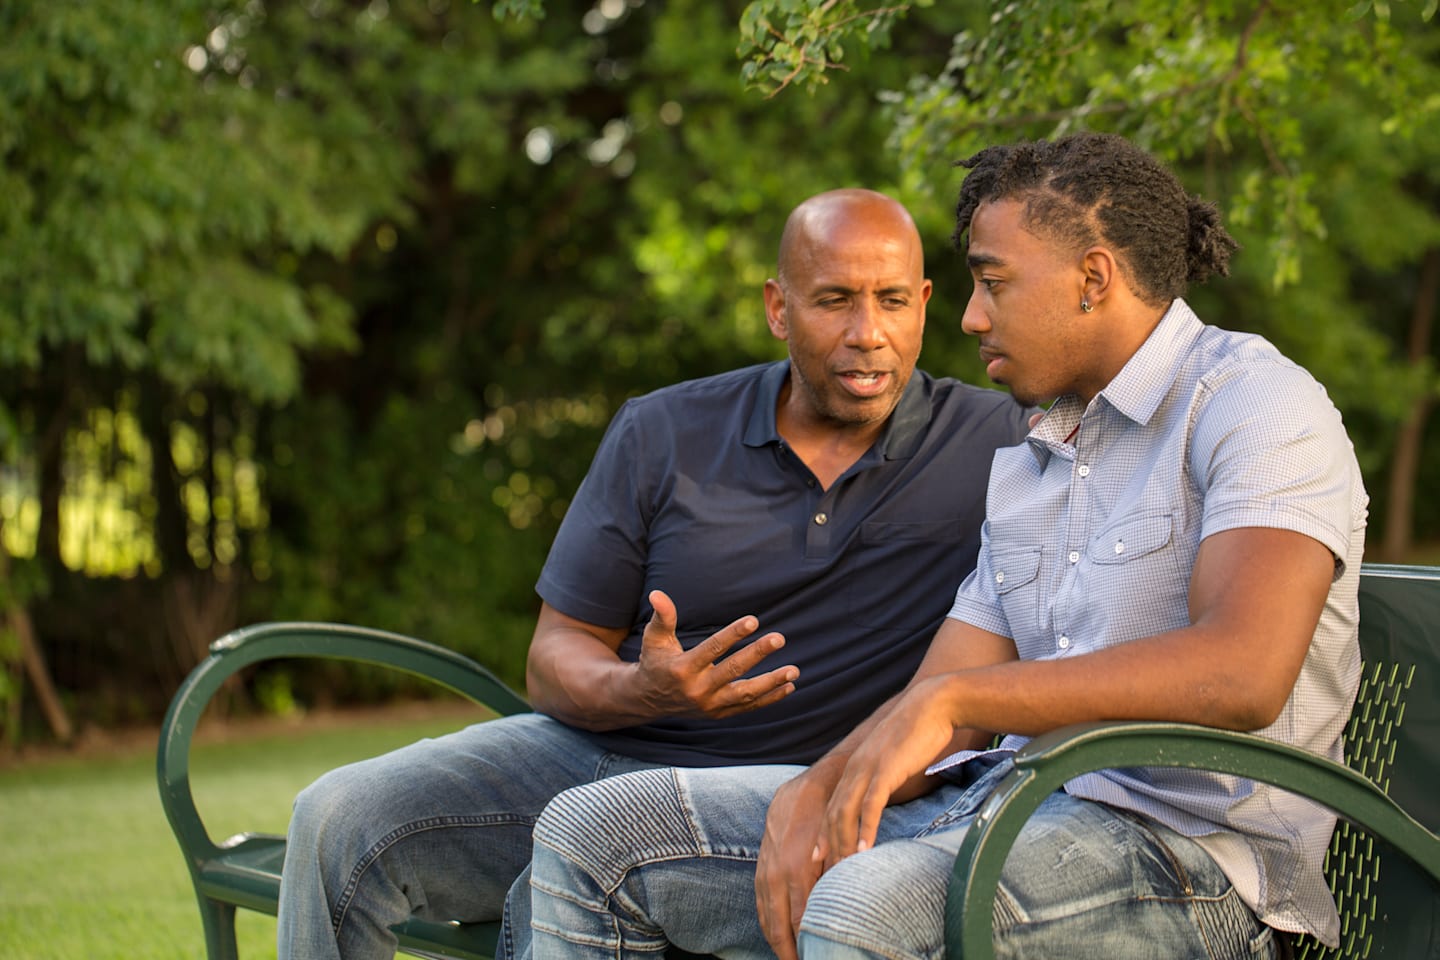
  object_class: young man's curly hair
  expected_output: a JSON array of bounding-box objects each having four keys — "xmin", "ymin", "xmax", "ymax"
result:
[{"xmin": 952, "ymin": 133, "xmax": 1239, "ymax": 308}]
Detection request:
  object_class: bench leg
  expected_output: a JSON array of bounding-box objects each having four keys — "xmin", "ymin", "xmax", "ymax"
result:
[{"xmin": 196, "ymin": 894, "xmax": 241, "ymax": 960}]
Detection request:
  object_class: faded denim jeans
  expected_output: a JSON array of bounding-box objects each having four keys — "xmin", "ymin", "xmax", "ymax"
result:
[
  {"xmin": 529, "ymin": 754, "xmax": 1280, "ymax": 960},
  {"xmin": 276, "ymin": 712, "xmax": 664, "ymax": 960}
]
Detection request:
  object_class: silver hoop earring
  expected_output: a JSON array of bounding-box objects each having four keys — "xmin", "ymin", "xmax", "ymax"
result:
[{"xmin": 1081, "ymin": 298, "xmax": 1093, "ymax": 313}]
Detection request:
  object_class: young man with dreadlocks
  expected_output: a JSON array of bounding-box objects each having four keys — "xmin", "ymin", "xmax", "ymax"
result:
[{"xmin": 522, "ymin": 133, "xmax": 1367, "ymax": 960}]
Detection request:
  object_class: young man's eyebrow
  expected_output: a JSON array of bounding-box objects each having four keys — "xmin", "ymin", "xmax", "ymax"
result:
[{"xmin": 966, "ymin": 252, "xmax": 1004, "ymax": 270}]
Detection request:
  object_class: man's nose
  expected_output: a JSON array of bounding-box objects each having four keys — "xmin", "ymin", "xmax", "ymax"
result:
[
  {"xmin": 961, "ymin": 291, "xmax": 989, "ymax": 335},
  {"xmin": 844, "ymin": 301, "xmax": 888, "ymax": 350}
]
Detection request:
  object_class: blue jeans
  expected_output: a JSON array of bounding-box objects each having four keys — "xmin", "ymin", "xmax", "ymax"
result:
[
  {"xmin": 529, "ymin": 756, "xmax": 1281, "ymax": 960},
  {"xmin": 276, "ymin": 712, "xmax": 664, "ymax": 960}
]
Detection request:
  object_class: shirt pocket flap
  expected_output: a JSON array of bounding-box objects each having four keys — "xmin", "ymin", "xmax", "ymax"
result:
[
  {"xmin": 991, "ymin": 546, "xmax": 1042, "ymax": 595},
  {"xmin": 1088, "ymin": 513, "xmax": 1174, "ymax": 565}
]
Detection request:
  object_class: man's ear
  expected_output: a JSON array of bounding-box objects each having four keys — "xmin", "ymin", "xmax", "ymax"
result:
[
  {"xmin": 763, "ymin": 279, "xmax": 788, "ymax": 340},
  {"xmin": 1080, "ymin": 246, "xmax": 1118, "ymax": 311}
]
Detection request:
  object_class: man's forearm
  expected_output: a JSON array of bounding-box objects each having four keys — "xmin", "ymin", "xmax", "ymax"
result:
[{"xmin": 526, "ymin": 629, "xmax": 654, "ymax": 731}]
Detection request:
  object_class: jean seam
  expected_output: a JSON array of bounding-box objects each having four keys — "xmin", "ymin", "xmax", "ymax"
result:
[
  {"xmin": 670, "ymin": 768, "xmax": 712, "ymax": 857},
  {"xmin": 1121, "ymin": 810, "xmax": 1195, "ymax": 896},
  {"xmin": 331, "ymin": 814, "xmax": 535, "ymax": 937}
]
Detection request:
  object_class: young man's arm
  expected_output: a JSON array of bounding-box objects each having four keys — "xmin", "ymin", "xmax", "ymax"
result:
[
  {"xmin": 526, "ymin": 589, "xmax": 800, "ymax": 730},
  {"xmin": 817, "ymin": 524, "xmax": 1334, "ymax": 864}
]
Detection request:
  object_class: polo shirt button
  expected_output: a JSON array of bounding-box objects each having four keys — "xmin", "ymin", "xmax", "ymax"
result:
[
  {"xmin": 1058, "ymin": 635, "xmax": 1071, "ymax": 650},
  {"xmin": 1077, "ymin": 464, "xmax": 1091, "ymax": 478},
  {"xmin": 1068, "ymin": 551, "xmax": 1079, "ymax": 564},
  {"xmin": 814, "ymin": 512, "xmax": 828, "ymax": 526}
]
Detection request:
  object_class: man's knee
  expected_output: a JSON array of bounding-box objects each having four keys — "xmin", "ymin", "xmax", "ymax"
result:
[
  {"xmin": 290, "ymin": 763, "xmax": 372, "ymax": 844},
  {"xmin": 533, "ymin": 768, "xmax": 697, "ymax": 882},
  {"xmin": 799, "ymin": 841, "xmax": 953, "ymax": 957}
]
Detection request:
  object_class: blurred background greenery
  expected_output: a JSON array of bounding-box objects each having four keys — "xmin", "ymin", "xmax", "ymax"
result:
[{"xmin": 1, "ymin": 0, "xmax": 1437, "ymax": 748}]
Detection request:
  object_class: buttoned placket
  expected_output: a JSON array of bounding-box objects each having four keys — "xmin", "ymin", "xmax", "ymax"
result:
[
  {"xmin": 1055, "ymin": 413, "xmax": 1097, "ymax": 656},
  {"xmin": 779, "ymin": 441, "xmax": 849, "ymax": 561}
]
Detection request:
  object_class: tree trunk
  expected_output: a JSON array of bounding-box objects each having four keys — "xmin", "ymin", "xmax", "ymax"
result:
[
  {"xmin": 0, "ymin": 541, "xmax": 73, "ymax": 744},
  {"xmin": 13, "ymin": 606, "xmax": 74, "ymax": 743},
  {"xmin": 1381, "ymin": 247, "xmax": 1440, "ymax": 562}
]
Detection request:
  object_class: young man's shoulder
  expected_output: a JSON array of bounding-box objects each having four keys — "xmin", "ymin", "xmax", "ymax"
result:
[{"xmin": 1187, "ymin": 325, "xmax": 1340, "ymax": 420}]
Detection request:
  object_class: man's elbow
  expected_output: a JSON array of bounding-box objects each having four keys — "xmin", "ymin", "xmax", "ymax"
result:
[
  {"xmin": 1221, "ymin": 684, "xmax": 1294, "ymax": 732},
  {"xmin": 1192, "ymin": 675, "xmax": 1295, "ymax": 732}
]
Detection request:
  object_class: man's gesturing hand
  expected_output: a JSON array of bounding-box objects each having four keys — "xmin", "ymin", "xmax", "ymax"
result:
[{"xmin": 633, "ymin": 589, "xmax": 799, "ymax": 719}]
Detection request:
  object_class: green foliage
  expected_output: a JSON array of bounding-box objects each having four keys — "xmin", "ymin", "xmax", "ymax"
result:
[
  {"xmin": 0, "ymin": 1, "xmax": 390, "ymax": 399},
  {"xmin": 737, "ymin": 0, "xmax": 936, "ymax": 96}
]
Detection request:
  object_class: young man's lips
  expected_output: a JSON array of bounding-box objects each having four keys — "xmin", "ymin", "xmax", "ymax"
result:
[{"xmin": 978, "ymin": 347, "xmax": 1005, "ymax": 380}]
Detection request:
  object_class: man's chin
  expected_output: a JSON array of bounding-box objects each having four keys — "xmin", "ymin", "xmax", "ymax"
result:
[{"xmin": 828, "ymin": 391, "xmax": 902, "ymax": 425}]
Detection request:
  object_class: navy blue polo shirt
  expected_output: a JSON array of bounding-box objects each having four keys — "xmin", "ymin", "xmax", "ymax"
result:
[{"xmin": 535, "ymin": 360, "xmax": 1031, "ymax": 766}]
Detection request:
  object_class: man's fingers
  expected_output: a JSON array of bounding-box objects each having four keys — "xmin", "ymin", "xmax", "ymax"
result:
[
  {"xmin": 821, "ymin": 776, "xmax": 864, "ymax": 870},
  {"xmin": 689, "ymin": 613, "xmax": 765, "ymax": 664},
  {"xmin": 706, "ymin": 668, "xmax": 799, "ymax": 717},
  {"xmin": 758, "ymin": 887, "xmax": 799, "ymax": 960},
  {"xmin": 708, "ymin": 628, "xmax": 788, "ymax": 680}
]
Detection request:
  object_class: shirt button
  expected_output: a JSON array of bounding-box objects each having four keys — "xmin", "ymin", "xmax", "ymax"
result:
[
  {"xmin": 995, "ymin": 571, "xmax": 1005, "ymax": 585},
  {"xmin": 1058, "ymin": 635, "xmax": 1071, "ymax": 650},
  {"xmin": 814, "ymin": 512, "xmax": 828, "ymax": 526},
  {"xmin": 1114, "ymin": 541, "xmax": 1125, "ymax": 555},
  {"xmin": 1077, "ymin": 464, "xmax": 1091, "ymax": 478},
  {"xmin": 1068, "ymin": 551, "xmax": 1079, "ymax": 564}
]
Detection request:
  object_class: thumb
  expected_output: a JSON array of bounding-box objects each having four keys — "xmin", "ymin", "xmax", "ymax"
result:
[{"xmin": 642, "ymin": 589, "xmax": 680, "ymax": 649}]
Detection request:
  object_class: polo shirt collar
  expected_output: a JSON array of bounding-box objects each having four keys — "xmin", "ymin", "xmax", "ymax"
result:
[{"xmin": 742, "ymin": 360, "xmax": 931, "ymax": 461}]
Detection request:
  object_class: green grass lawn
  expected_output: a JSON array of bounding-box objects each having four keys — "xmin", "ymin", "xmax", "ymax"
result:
[{"xmin": 0, "ymin": 703, "xmax": 482, "ymax": 960}]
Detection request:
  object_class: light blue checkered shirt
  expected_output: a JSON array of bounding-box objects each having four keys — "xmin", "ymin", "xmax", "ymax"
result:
[{"xmin": 948, "ymin": 299, "xmax": 1367, "ymax": 945}]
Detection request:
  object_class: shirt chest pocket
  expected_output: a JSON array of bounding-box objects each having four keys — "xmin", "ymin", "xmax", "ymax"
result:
[
  {"xmin": 990, "ymin": 546, "xmax": 1043, "ymax": 641},
  {"xmin": 1086, "ymin": 513, "xmax": 1174, "ymax": 565},
  {"xmin": 844, "ymin": 518, "xmax": 978, "ymax": 630}
]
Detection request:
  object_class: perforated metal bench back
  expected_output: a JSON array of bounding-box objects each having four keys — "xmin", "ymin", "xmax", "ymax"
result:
[{"xmin": 1293, "ymin": 565, "xmax": 1440, "ymax": 959}]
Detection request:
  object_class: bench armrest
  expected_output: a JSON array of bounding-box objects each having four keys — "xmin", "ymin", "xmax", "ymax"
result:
[
  {"xmin": 945, "ymin": 720, "xmax": 1440, "ymax": 959},
  {"xmin": 157, "ymin": 621, "xmax": 531, "ymax": 864}
]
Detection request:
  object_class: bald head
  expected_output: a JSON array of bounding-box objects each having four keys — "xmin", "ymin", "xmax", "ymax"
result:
[
  {"xmin": 777, "ymin": 189, "xmax": 923, "ymax": 288},
  {"xmin": 763, "ymin": 188, "xmax": 931, "ymax": 442}
]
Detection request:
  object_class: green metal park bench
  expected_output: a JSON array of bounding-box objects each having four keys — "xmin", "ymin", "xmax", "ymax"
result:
[{"xmin": 159, "ymin": 564, "xmax": 1440, "ymax": 959}]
